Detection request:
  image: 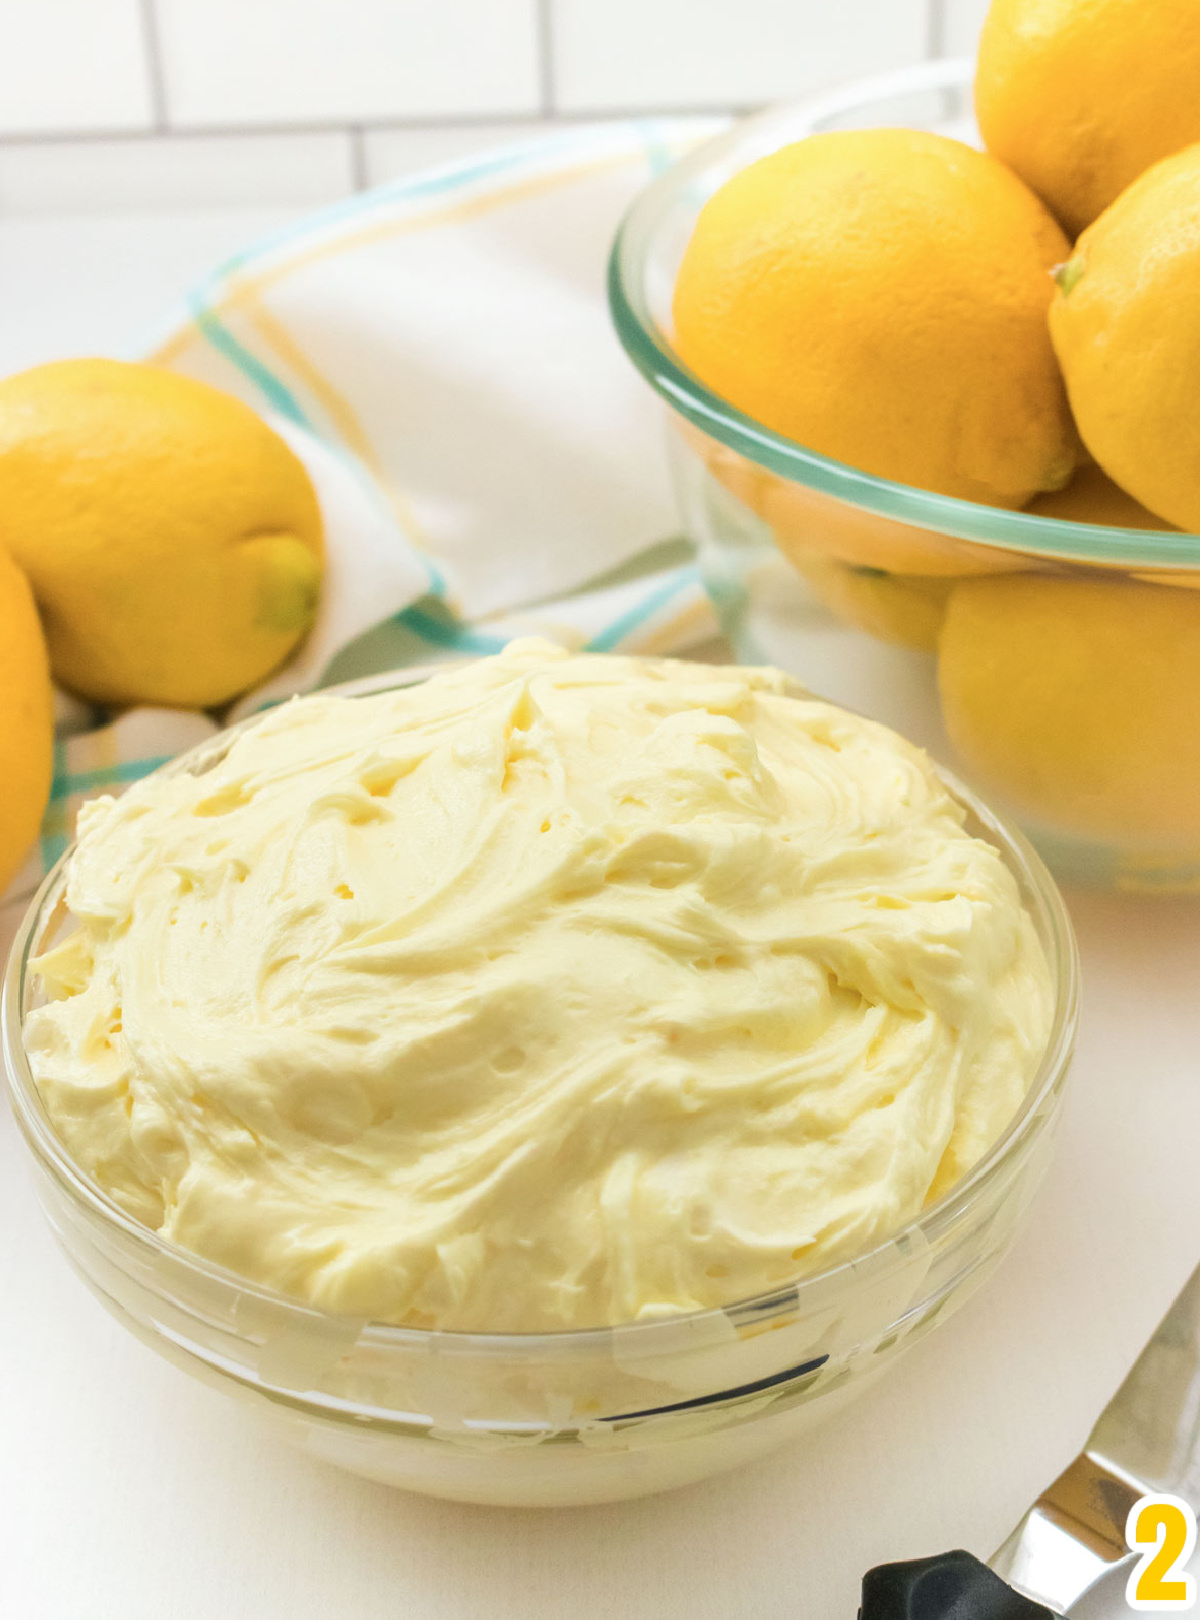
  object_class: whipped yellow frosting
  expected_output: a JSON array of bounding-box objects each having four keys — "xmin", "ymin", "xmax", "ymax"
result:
[{"xmin": 28, "ymin": 641, "xmax": 1053, "ymax": 1332}]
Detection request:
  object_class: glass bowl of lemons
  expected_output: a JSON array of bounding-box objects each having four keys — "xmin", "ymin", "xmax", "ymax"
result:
[{"xmin": 609, "ymin": 57, "xmax": 1200, "ymax": 893}]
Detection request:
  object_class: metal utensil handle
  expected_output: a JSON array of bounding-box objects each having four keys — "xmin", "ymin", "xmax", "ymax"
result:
[{"xmin": 860, "ymin": 1551, "xmax": 1061, "ymax": 1619}]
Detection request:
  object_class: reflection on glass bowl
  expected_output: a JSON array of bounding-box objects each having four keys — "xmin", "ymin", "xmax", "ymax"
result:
[{"xmin": 4, "ymin": 668, "xmax": 1078, "ymax": 1506}]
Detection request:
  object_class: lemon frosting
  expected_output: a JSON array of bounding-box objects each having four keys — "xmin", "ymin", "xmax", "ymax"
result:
[{"xmin": 28, "ymin": 641, "xmax": 1053, "ymax": 1333}]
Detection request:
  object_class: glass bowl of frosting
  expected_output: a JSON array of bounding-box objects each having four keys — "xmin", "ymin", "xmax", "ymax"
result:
[{"xmin": 4, "ymin": 642, "xmax": 1078, "ymax": 1506}]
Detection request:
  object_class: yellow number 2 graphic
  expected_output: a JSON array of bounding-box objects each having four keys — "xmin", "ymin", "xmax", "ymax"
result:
[{"xmin": 1126, "ymin": 1494, "xmax": 1197, "ymax": 1611}]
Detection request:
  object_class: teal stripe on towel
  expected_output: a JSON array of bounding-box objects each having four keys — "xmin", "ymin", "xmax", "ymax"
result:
[
  {"xmin": 393, "ymin": 603, "xmax": 509, "ymax": 655},
  {"xmin": 195, "ymin": 126, "xmax": 629, "ymax": 294},
  {"xmin": 52, "ymin": 755, "xmax": 177, "ymax": 800},
  {"xmin": 585, "ymin": 565, "xmax": 701, "ymax": 653},
  {"xmin": 635, "ymin": 118, "xmax": 675, "ymax": 179},
  {"xmin": 189, "ymin": 298, "xmax": 314, "ymax": 429},
  {"xmin": 39, "ymin": 751, "xmax": 175, "ymax": 869}
]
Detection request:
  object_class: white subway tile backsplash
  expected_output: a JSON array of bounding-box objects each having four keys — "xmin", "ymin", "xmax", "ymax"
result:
[
  {"xmin": 551, "ymin": 0, "xmax": 931, "ymax": 112},
  {"xmin": 0, "ymin": 132, "xmax": 356, "ymax": 215},
  {"xmin": 940, "ymin": 0, "xmax": 991, "ymax": 55},
  {"xmin": 0, "ymin": 0, "xmax": 984, "ymax": 217},
  {"xmin": 0, "ymin": 0, "xmax": 153, "ymax": 135},
  {"xmin": 155, "ymin": 0, "xmax": 542, "ymax": 127}
]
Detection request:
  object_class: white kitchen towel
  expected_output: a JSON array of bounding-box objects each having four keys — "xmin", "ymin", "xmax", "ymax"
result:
[{"xmin": 3, "ymin": 117, "xmax": 726, "ymax": 947}]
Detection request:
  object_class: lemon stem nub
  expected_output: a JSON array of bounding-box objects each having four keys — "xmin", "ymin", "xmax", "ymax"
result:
[
  {"xmin": 1053, "ymin": 257, "xmax": 1085, "ymax": 297},
  {"xmin": 244, "ymin": 535, "xmax": 323, "ymax": 634}
]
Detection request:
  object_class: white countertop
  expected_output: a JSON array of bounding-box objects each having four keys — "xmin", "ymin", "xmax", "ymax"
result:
[{"xmin": 2, "ymin": 209, "xmax": 1199, "ymax": 1620}]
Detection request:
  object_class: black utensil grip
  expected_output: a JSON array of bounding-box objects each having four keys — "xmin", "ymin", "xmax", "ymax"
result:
[{"xmin": 860, "ymin": 1550, "xmax": 1061, "ymax": 1620}]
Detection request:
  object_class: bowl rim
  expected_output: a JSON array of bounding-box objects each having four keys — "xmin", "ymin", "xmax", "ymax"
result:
[
  {"xmin": 607, "ymin": 56, "xmax": 1200, "ymax": 572},
  {"xmin": 2, "ymin": 662, "xmax": 1080, "ymax": 1359}
]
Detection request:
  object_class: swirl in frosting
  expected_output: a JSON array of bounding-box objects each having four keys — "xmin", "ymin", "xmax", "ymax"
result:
[{"xmin": 28, "ymin": 641, "xmax": 1053, "ymax": 1331}]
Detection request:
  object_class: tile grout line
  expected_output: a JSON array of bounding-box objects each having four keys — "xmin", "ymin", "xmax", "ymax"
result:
[
  {"xmin": 926, "ymin": 0, "xmax": 947, "ymax": 58},
  {"xmin": 0, "ymin": 103, "xmax": 741, "ymax": 152},
  {"xmin": 924, "ymin": 0, "xmax": 960, "ymax": 125},
  {"xmin": 535, "ymin": 0, "xmax": 556, "ymax": 117},
  {"xmin": 137, "ymin": 0, "xmax": 170, "ymax": 132},
  {"xmin": 350, "ymin": 126, "xmax": 368, "ymax": 191}
]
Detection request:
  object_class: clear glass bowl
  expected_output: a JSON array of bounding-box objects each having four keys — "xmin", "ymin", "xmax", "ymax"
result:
[
  {"xmin": 3, "ymin": 669, "xmax": 1079, "ymax": 1507},
  {"xmin": 608, "ymin": 59, "xmax": 1200, "ymax": 893}
]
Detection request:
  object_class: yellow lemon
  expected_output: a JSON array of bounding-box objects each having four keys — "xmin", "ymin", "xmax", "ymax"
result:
[
  {"xmin": 1049, "ymin": 144, "xmax": 1200, "ymax": 534},
  {"xmin": 1027, "ymin": 466, "xmax": 1200, "ymax": 592},
  {"xmin": 975, "ymin": 0, "xmax": 1200, "ymax": 238},
  {"xmin": 1026, "ymin": 462, "xmax": 1178, "ymax": 530},
  {"xmin": 796, "ymin": 555, "xmax": 954, "ymax": 652},
  {"xmin": 673, "ymin": 127, "xmax": 1077, "ymax": 509},
  {"xmin": 0, "ymin": 359, "xmax": 324, "ymax": 709},
  {"xmin": 0, "ymin": 545, "xmax": 54, "ymax": 890},
  {"xmin": 939, "ymin": 574, "xmax": 1200, "ymax": 843},
  {"xmin": 754, "ymin": 476, "xmax": 1032, "ymax": 578},
  {"xmin": 690, "ymin": 427, "xmax": 1038, "ymax": 578}
]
